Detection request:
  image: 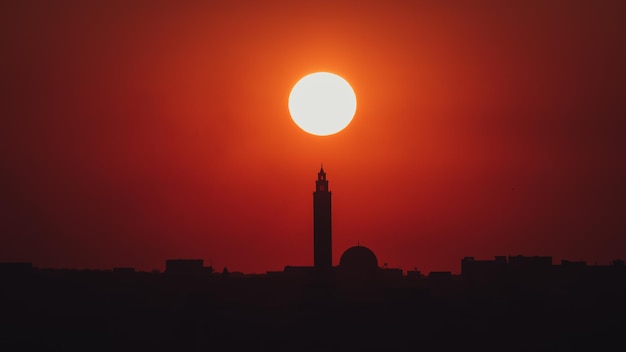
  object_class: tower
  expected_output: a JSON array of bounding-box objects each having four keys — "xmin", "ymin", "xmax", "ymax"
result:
[{"xmin": 314, "ymin": 165, "xmax": 332, "ymax": 270}]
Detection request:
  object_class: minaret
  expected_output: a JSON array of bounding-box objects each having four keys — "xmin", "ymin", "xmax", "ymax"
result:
[{"xmin": 313, "ymin": 165, "xmax": 332, "ymax": 270}]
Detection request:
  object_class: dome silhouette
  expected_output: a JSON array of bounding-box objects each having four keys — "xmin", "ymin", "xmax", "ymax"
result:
[{"xmin": 339, "ymin": 245, "xmax": 378, "ymax": 270}]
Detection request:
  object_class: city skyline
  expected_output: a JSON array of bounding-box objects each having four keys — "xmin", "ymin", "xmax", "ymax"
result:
[
  {"xmin": 1, "ymin": 1, "xmax": 625, "ymax": 274},
  {"xmin": 4, "ymin": 167, "xmax": 624, "ymax": 275}
]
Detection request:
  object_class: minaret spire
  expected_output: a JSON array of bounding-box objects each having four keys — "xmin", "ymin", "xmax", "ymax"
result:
[
  {"xmin": 316, "ymin": 165, "xmax": 328, "ymax": 191},
  {"xmin": 313, "ymin": 166, "xmax": 332, "ymax": 271}
]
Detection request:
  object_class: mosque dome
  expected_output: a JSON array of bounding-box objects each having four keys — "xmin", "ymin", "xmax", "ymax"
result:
[{"xmin": 339, "ymin": 245, "xmax": 379, "ymax": 271}]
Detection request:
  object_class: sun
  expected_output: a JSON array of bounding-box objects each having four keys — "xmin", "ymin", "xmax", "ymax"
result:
[{"xmin": 288, "ymin": 72, "xmax": 357, "ymax": 136}]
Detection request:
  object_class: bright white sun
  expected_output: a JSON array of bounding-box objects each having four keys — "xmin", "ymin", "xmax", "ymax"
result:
[{"xmin": 288, "ymin": 72, "xmax": 357, "ymax": 136}]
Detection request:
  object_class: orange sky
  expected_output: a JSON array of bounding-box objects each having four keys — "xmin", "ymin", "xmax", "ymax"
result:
[{"xmin": 1, "ymin": 0, "xmax": 625, "ymax": 273}]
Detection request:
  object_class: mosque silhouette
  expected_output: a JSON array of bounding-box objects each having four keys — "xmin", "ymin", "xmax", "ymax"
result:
[
  {"xmin": 163, "ymin": 166, "xmax": 405, "ymax": 284},
  {"xmin": 274, "ymin": 166, "xmax": 397, "ymax": 285},
  {"xmin": 314, "ymin": 165, "xmax": 379, "ymax": 275}
]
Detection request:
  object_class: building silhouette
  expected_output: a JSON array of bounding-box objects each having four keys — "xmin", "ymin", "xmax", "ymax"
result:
[
  {"xmin": 165, "ymin": 259, "xmax": 212, "ymax": 275},
  {"xmin": 313, "ymin": 165, "xmax": 332, "ymax": 270},
  {"xmin": 309, "ymin": 166, "xmax": 399, "ymax": 284},
  {"xmin": 3, "ymin": 168, "xmax": 626, "ymax": 351},
  {"xmin": 339, "ymin": 245, "xmax": 378, "ymax": 271}
]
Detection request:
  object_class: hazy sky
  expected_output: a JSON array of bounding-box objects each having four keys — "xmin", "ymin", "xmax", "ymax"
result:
[{"xmin": 1, "ymin": 0, "xmax": 625, "ymax": 273}]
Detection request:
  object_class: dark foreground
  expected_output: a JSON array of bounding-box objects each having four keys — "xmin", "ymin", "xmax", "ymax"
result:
[{"xmin": 2, "ymin": 269, "xmax": 625, "ymax": 352}]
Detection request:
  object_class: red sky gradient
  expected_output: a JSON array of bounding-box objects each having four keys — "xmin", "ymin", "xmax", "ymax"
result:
[{"xmin": 1, "ymin": 1, "xmax": 625, "ymax": 274}]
